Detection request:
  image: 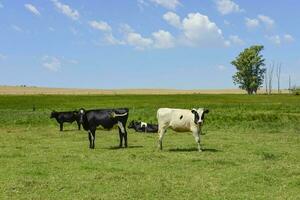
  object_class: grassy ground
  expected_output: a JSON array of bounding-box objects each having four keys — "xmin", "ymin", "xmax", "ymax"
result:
[{"xmin": 0, "ymin": 94, "xmax": 299, "ymax": 199}]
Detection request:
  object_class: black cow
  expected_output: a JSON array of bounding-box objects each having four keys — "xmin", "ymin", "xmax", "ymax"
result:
[
  {"xmin": 128, "ymin": 120, "xmax": 158, "ymax": 133},
  {"xmin": 50, "ymin": 108, "xmax": 84, "ymax": 131},
  {"xmin": 81, "ymin": 108, "xmax": 129, "ymax": 149}
]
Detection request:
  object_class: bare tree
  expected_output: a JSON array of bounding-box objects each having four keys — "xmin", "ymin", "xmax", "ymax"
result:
[
  {"xmin": 289, "ymin": 75, "xmax": 292, "ymax": 94},
  {"xmin": 268, "ymin": 62, "xmax": 275, "ymax": 94},
  {"xmin": 276, "ymin": 63, "xmax": 282, "ymax": 93},
  {"xmin": 265, "ymin": 67, "xmax": 268, "ymax": 94}
]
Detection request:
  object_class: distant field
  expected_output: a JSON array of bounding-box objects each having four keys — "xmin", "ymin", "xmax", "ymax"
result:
[
  {"xmin": 0, "ymin": 94, "xmax": 299, "ymax": 199},
  {"xmin": 1, "ymin": 85, "xmax": 290, "ymax": 95}
]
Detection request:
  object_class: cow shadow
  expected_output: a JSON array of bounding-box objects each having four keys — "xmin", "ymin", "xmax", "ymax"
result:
[
  {"xmin": 59, "ymin": 129, "xmax": 81, "ymax": 132},
  {"xmin": 105, "ymin": 145, "xmax": 144, "ymax": 150},
  {"xmin": 168, "ymin": 147, "xmax": 221, "ymax": 153}
]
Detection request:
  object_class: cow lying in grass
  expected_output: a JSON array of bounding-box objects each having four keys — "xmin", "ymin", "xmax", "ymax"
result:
[
  {"xmin": 50, "ymin": 108, "xmax": 84, "ymax": 131},
  {"xmin": 80, "ymin": 108, "xmax": 129, "ymax": 149},
  {"xmin": 128, "ymin": 120, "xmax": 158, "ymax": 133},
  {"xmin": 157, "ymin": 108, "xmax": 209, "ymax": 152}
]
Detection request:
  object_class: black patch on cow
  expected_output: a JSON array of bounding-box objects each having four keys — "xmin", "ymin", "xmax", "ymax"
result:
[
  {"xmin": 200, "ymin": 109, "xmax": 210, "ymax": 122},
  {"xmin": 191, "ymin": 110, "xmax": 199, "ymax": 124},
  {"xmin": 180, "ymin": 115, "xmax": 183, "ymax": 120}
]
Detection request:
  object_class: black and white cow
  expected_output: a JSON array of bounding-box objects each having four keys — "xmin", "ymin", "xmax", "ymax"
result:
[
  {"xmin": 81, "ymin": 108, "xmax": 129, "ymax": 149},
  {"xmin": 50, "ymin": 108, "xmax": 85, "ymax": 131},
  {"xmin": 128, "ymin": 120, "xmax": 158, "ymax": 133},
  {"xmin": 157, "ymin": 108, "xmax": 209, "ymax": 152}
]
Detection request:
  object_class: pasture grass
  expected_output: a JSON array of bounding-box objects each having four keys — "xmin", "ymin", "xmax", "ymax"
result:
[{"xmin": 0, "ymin": 94, "xmax": 299, "ymax": 199}]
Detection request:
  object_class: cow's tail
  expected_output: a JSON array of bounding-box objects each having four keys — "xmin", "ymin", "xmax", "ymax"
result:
[{"xmin": 112, "ymin": 112, "xmax": 128, "ymax": 117}]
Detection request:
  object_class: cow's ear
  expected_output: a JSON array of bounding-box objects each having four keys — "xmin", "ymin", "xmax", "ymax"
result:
[
  {"xmin": 204, "ymin": 109, "xmax": 209, "ymax": 114},
  {"xmin": 191, "ymin": 109, "xmax": 197, "ymax": 114}
]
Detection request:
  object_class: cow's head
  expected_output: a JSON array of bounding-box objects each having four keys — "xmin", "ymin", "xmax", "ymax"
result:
[
  {"xmin": 77, "ymin": 108, "xmax": 86, "ymax": 124},
  {"xmin": 191, "ymin": 108, "xmax": 209, "ymax": 125},
  {"xmin": 50, "ymin": 110, "xmax": 57, "ymax": 119},
  {"xmin": 127, "ymin": 120, "xmax": 135, "ymax": 129}
]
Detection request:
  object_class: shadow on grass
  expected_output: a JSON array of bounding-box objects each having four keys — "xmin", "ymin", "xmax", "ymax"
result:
[
  {"xmin": 105, "ymin": 145, "xmax": 144, "ymax": 150},
  {"xmin": 168, "ymin": 147, "xmax": 221, "ymax": 152},
  {"xmin": 57, "ymin": 129, "xmax": 80, "ymax": 132}
]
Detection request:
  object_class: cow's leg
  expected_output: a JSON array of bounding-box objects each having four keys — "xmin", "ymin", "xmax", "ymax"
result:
[
  {"xmin": 88, "ymin": 131, "xmax": 92, "ymax": 148},
  {"xmin": 60, "ymin": 123, "xmax": 63, "ymax": 131},
  {"xmin": 158, "ymin": 127, "xmax": 166, "ymax": 150},
  {"xmin": 117, "ymin": 121, "xmax": 127, "ymax": 148},
  {"xmin": 118, "ymin": 127, "xmax": 123, "ymax": 147},
  {"xmin": 91, "ymin": 129, "xmax": 96, "ymax": 149},
  {"xmin": 124, "ymin": 129, "xmax": 128, "ymax": 148},
  {"xmin": 77, "ymin": 121, "xmax": 81, "ymax": 130},
  {"xmin": 192, "ymin": 129, "xmax": 202, "ymax": 152}
]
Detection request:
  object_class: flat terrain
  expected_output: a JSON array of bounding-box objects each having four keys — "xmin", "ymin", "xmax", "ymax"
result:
[
  {"xmin": 0, "ymin": 94, "xmax": 299, "ymax": 199},
  {"xmin": 0, "ymin": 85, "xmax": 273, "ymax": 95}
]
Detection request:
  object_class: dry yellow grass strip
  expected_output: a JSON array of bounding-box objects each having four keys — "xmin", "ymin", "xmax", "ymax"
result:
[{"xmin": 0, "ymin": 86, "xmax": 288, "ymax": 95}]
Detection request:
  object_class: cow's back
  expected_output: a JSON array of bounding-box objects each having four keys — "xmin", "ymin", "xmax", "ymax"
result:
[
  {"xmin": 83, "ymin": 108, "xmax": 129, "ymax": 131},
  {"xmin": 157, "ymin": 108, "xmax": 193, "ymax": 132}
]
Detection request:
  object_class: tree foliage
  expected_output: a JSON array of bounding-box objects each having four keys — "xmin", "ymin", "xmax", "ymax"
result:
[{"xmin": 231, "ymin": 45, "xmax": 266, "ymax": 94}]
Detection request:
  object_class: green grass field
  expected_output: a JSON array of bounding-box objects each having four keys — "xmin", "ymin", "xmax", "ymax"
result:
[{"xmin": 0, "ymin": 94, "xmax": 299, "ymax": 199}]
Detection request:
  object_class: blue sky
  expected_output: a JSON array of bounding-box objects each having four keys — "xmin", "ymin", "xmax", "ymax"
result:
[{"xmin": 0, "ymin": 0, "xmax": 299, "ymax": 89}]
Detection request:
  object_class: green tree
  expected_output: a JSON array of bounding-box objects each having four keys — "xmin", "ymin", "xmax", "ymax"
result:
[{"xmin": 231, "ymin": 45, "xmax": 266, "ymax": 95}]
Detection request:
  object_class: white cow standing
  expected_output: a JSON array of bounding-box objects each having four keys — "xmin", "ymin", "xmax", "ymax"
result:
[{"xmin": 157, "ymin": 108, "xmax": 209, "ymax": 152}]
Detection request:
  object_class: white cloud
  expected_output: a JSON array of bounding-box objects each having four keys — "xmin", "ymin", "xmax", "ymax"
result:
[
  {"xmin": 89, "ymin": 20, "xmax": 124, "ymax": 45},
  {"xmin": 283, "ymin": 34, "xmax": 294, "ymax": 43},
  {"xmin": 150, "ymin": 0, "xmax": 181, "ymax": 10},
  {"xmin": 152, "ymin": 30, "xmax": 175, "ymax": 49},
  {"xmin": 215, "ymin": 0, "xmax": 243, "ymax": 15},
  {"xmin": 11, "ymin": 25, "xmax": 23, "ymax": 32},
  {"xmin": 245, "ymin": 15, "xmax": 275, "ymax": 30},
  {"xmin": 258, "ymin": 14, "xmax": 274, "ymax": 29},
  {"xmin": 229, "ymin": 35, "xmax": 245, "ymax": 45},
  {"xmin": 120, "ymin": 24, "xmax": 153, "ymax": 49},
  {"xmin": 163, "ymin": 12, "xmax": 181, "ymax": 28},
  {"xmin": 104, "ymin": 33, "xmax": 125, "ymax": 45},
  {"xmin": 126, "ymin": 32, "xmax": 153, "ymax": 50},
  {"xmin": 42, "ymin": 56, "xmax": 61, "ymax": 72},
  {"xmin": 266, "ymin": 34, "xmax": 295, "ymax": 45},
  {"xmin": 266, "ymin": 35, "xmax": 281, "ymax": 45},
  {"xmin": 88, "ymin": 20, "xmax": 111, "ymax": 32},
  {"xmin": 245, "ymin": 17, "xmax": 259, "ymax": 29},
  {"xmin": 24, "ymin": 4, "xmax": 40, "ymax": 16},
  {"xmin": 181, "ymin": 13, "xmax": 226, "ymax": 47},
  {"xmin": 90, "ymin": 12, "xmax": 229, "ymax": 49},
  {"xmin": 163, "ymin": 12, "xmax": 228, "ymax": 47},
  {"xmin": 120, "ymin": 24, "xmax": 134, "ymax": 33},
  {"xmin": 51, "ymin": 0, "xmax": 79, "ymax": 20}
]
